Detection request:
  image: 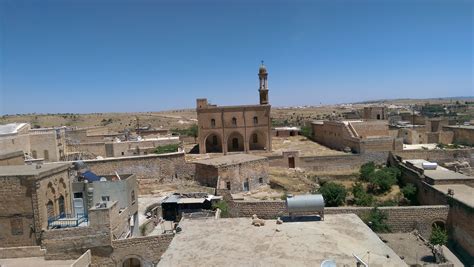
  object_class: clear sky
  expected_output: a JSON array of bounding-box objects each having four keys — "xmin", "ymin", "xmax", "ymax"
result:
[{"xmin": 0, "ymin": 0, "xmax": 472, "ymax": 114}]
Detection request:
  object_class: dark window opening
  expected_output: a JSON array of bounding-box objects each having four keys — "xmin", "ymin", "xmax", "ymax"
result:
[
  {"xmin": 259, "ymin": 177, "xmax": 263, "ymax": 184},
  {"xmin": 252, "ymin": 134, "xmax": 258, "ymax": 143},
  {"xmin": 226, "ymin": 182, "xmax": 231, "ymax": 190},
  {"xmin": 232, "ymin": 138, "xmax": 239, "ymax": 150},
  {"xmin": 253, "ymin": 116, "xmax": 258, "ymax": 125},
  {"xmin": 211, "ymin": 119, "xmax": 216, "ymax": 127},
  {"xmin": 232, "ymin": 117, "xmax": 237, "ymax": 126},
  {"xmin": 212, "ymin": 135, "xmax": 218, "ymax": 145}
]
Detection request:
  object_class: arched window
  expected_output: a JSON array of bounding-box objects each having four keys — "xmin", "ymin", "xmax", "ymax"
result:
[
  {"xmin": 212, "ymin": 135, "xmax": 218, "ymax": 145},
  {"xmin": 211, "ymin": 119, "xmax": 216, "ymax": 127},
  {"xmin": 58, "ymin": 195, "xmax": 65, "ymax": 218},
  {"xmin": 253, "ymin": 116, "xmax": 258, "ymax": 125},
  {"xmin": 231, "ymin": 117, "xmax": 237, "ymax": 126},
  {"xmin": 46, "ymin": 200, "xmax": 54, "ymax": 219}
]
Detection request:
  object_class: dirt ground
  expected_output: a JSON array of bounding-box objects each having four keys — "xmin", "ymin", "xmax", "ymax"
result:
[{"xmin": 379, "ymin": 233, "xmax": 436, "ymax": 265}]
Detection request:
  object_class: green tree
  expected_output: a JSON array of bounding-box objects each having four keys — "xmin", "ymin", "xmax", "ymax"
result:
[
  {"xmin": 300, "ymin": 125, "xmax": 313, "ymax": 139},
  {"xmin": 369, "ymin": 168, "xmax": 397, "ymax": 194},
  {"xmin": 188, "ymin": 124, "xmax": 198, "ymax": 142},
  {"xmin": 212, "ymin": 200, "xmax": 229, "ymax": 218},
  {"xmin": 360, "ymin": 162, "xmax": 376, "ymax": 181},
  {"xmin": 401, "ymin": 183, "xmax": 417, "ymax": 204},
  {"xmin": 319, "ymin": 182, "xmax": 347, "ymax": 207},
  {"xmin": 430, "ymin": 225, "xmax": 448, "ymax": 245},
  {"xmin": 364, "ymin": 207, "xmax": 390, "ymax": 233},
  {"xmin": 154, "ymin": 144, "xmax": 179, "ymax": 154},
  {"xmin": 352, "ymin": 182, "xmax": 374, "ymax": 206}
]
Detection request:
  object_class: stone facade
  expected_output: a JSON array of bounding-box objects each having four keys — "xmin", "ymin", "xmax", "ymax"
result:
[
  {"xmin": 81, "ymin": 152, "xmax": 195, "ymax": 194},
  {"xmin": 0, "ymin": 163, "xmax": 72, "ymax": 247},
  {"xmin": 363, "ymin": 106, "xmax": 387, "ymax": 120},
  {"xmin": 311, "ymin": 120, "xmax": 402, "ymax": 153},
  {"xmin": 195, "ymin": 154, "xmax": 269, "ymax": 193},
  {"xmin": 0, "ymin": 151, "xmax": 24, "ymax": 166},
  {"xmin": 197, "ymin": 64, "xmax": 272, "ymax": 154},
  {"xmin": 444, "ymin": 126, "xmax": 474, "ymax": 146}
]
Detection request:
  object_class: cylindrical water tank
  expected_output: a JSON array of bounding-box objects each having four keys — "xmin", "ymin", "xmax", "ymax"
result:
[{"xmin": 286, "ymin": 194, "xmax": 325, "ymax": 213}]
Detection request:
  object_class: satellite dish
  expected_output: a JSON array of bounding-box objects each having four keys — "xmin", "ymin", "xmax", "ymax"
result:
[
  {"xmin": 321, "ymin": 260, "xmax": 336, "ymax": 267},
  {"xmin": 99, "ymin": 177, "xmax": 107, "ymax": 182}
]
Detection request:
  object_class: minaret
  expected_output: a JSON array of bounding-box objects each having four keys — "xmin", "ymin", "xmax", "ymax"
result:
[{"xmin": 258, "ymin": 61, "xmax": 269, "ymax": 105}]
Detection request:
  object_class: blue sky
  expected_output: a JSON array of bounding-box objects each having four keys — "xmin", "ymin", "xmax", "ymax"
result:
[{"xmin": 0, "ymin": 0, "xmax": 472, "ymax": 114}]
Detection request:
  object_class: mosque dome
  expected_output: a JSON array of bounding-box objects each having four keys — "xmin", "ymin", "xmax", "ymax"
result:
[{"xmin": 259, "ymin": 63, "xmax": 267, "ymax": 74}]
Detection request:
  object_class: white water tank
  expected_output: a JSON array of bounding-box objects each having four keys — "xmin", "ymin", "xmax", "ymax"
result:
[
  {"xmin": 286, "ymin": 194, "xmax": 325, "ymax": 219},
  {"xmin": 422, "ymin": 162, "xmax": 438, "ymax": 170}
]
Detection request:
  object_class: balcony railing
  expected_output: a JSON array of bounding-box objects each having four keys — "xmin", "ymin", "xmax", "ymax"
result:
[{"xmin": 47, "ymin": 213, "xmax": 88, "ymax": 229}]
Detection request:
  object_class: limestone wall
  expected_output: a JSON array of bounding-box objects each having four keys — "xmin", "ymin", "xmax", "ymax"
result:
[
  {"xmin": 29, "ymin": 132, "xmax": 60, "ymax": 162},
  {"xmin": 228, "ymin": 197, "xmax": 448, "ymax": 238},
  {"xmin": 83, "ymin": 153, "xmax": 195, "ymax": 193},
  {"xmin": 0, "ymin": 151, "xmax": 24, "ymax": 166},
  {"xmin": 0, "ymin": 246, "xmax": 45, "ymax": 258}
]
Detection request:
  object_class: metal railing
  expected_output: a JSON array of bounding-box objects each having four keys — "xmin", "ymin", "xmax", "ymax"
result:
[{"xmin": 47, "ymin": 213, "xmax": 88, "ymax": 229}]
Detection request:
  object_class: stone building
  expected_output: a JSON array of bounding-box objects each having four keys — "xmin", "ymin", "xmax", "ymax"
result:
[
  {"xmin": 194, "ymin": 154, "xmax": 269, "ymax": 193},
  {"xmin": 363, "ymin": 106, "xmax": 387, "ymax": 120},
  {"xmin": 311, "ymin": 120, "xmax": 403, "ymax": 153},
  {"xmin": 0, "ymin": 123, "xmax": 66, "ymax": 162},
  {"xmin": 196, "ymin": 63, "xmax": 272, "ymax": 154},
  {"xmin": 0, "ymin": 163, "xmax": 72, "ymax": 247},
  {"xmin": 443, "ymin": 125, "xmax": 474, "ymax": 146}
]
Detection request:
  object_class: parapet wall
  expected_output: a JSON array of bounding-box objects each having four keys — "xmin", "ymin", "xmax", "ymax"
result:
[
  {"xmin": 227, "ymin": 197, "xmax": 448, "ymax": 239},
  {"xmin": 0, "ymin": 246, "xmax": 45, "ymax": 259},
  {"xmin": 83, "ymin": 152, "xmax": 195, "ymax": 193}
]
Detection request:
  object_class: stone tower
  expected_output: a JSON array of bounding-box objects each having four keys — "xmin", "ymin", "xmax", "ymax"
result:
[{"xmin": 258, "ymin": 62, "xmax": 269, "ymax": 105}]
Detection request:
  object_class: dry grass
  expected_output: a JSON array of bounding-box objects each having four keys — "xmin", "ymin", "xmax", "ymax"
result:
[{"xmin": 271, "ymin": 135, "xmax": 346, "ymax": 156}]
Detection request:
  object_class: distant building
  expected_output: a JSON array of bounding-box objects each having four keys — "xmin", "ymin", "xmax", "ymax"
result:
[
  {"xmin": 161, "ymin": 192, "xmax": 221, "ymax": 221},
  {"xmin": 363, "ymin": 106, "xmax": 387, "ymax": 120},
  {"xmin": 273, "ymin": 126, "xmax": 300, "ymax": 137},
  {"xmin": 194, "ymin": 154, "xmax": 269, "ymax": 193},
  {"xmin": 443, "ymin": 125, "xmax": 474, "ymax": 146},
  {"xmin": 311, "ymin": 120, "xmax": 403, "ymax": 153},
  {"xmin": 196, "ymin": 63, "xmax": 272, "ymax": 154},
  {"xmin": 0, "ymin": 123, "xmax": 66, "ymax": 162}
]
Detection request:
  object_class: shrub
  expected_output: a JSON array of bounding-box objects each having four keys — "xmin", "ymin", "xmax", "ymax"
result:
[
  {"xmin": 360, "ymin": 162, "xmax": 376, "ymax": 181},
  {"xmin": 364, "ymin": 207, "xmax": 390, "ymax": 233},
  {"xmin": 352, "ymin": 182, "xmax": 374, "ymax": 206},
  {"xmin": 401, "ymin": 183, "xmax": 417, "ymax": 204},
  {"xmin": 319, "ymin": 182, "xmax": 347, "ymax": 207},
  {"xmin": 212, "ymin": 200, "xmax": 229, "ymax": 218},
  {"xmin": 300, "ymin": 125, "xmax": 313, "ymax": 139},
  {"xmin": 154, "ymin": 143, "xmax": 179, "ymax": 154},
  {"xmin": 430, "ymin": 225, "xmax": 448, "ymax": 245},
  {"xmin": 369, "ymin": 168, "xmax": 397, "ymax": 194}
]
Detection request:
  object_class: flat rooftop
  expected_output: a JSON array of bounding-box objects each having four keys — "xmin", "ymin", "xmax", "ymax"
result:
[
  {"xmin": 0, "ymin": 257, "xmax": 75, "ymax": 267},
  {"xmin": 405, "ymin": 159, "xmax": 474, "ymax": 181},
  {"xmin": 0, "ymin": 163, "xmax": 70, "ymax": 177},
  {"xmin": 0, "ymin": 122, "xmax": 28, "ymax": 135},
  {"xmin": 433, "ymin": 184, "xmax": 474, "ymax": 207},
  {"xmin": 159, "ymin": 214, "xmax": 406, "ymax": 267},
  {"xmin": 194, "ymin": 154, "xmax": 267, "ymax": 166}
]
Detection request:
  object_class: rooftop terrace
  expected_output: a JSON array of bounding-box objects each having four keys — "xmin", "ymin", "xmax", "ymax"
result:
[{"xmin": 159, "ymin": 214, "xmax": 406, "ymax": 267}]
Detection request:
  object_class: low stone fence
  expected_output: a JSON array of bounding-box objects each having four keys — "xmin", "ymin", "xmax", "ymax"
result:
[
  {"xmin": 0, "ymin": 246, "xmax": 45, "ymax": 259},
  {"xmin": 229, "ymin": 198, "xmax": 448, "ymax": 238}
]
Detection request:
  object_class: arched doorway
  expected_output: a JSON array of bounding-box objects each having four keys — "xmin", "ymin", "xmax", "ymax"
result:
[
  {"xmin": 227, "ymin": 132, "xmax": 244, "ymax": 152},
  {"xmin": 122, "ymin": 257, "xmax": 141, "ymax": 267},
  {"xmin": 205, "ymin": 133, "xmax": 222, "ymax": 153},
  {"xmin": 58, "ymin": 195, "xmax": 65, "ymax": 218},
  {"xmin": 249, "ymin": 130, "xmax": 266, "ymax": 150}
]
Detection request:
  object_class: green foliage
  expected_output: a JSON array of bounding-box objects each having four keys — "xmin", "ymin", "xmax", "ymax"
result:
[
  {"xmin": 360, "ymin": 162, "xmax": 376, "ymax": 182},
  {"xmin": 300, "ymin": 125, "xmax": 313, "ymax": 139},
  {"xmin": 154, "ymin": 143, "xmax": 179, "ymax": 154},
  {"xmin": 430, "ymin": 225, "xmax": 448, "ymax": 245},
  {"xmin": 401, "ymin": 183, "xmax": 417, "ymax": 204},
  {"xmin": 212, "ymin": 200, "xmax": 229, "ymax": 218},
  {"xmin": 280, "ymin": 192, "xmax": 288, "ymax": 200},
  {"xmin": 352, "ymin": 182, "xmax": 374, "ymax": 206},
  {"xmin": 100, "ymin": 118, "xmax": 113, "ymax": 126},
  {"xmin": 368, "ymin": 168, "xmax": 398, "ymax": 194},
  {"xmin": 364, "ymin": 207, "xmax": 390, "ymax": 233},
  {"xmin": 376, "ymin": 199, "xmax": 398, "ymax": 207},
  {"xmin": 319, "ymin": 182, "xmax": 347, "ymax": 207},
  {"xmin": 171, "ymin": 125, "xmax": 198, "ymax": 138}
]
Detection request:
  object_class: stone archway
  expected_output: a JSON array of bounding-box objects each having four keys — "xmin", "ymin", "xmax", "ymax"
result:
[
  {"xmin": 122, "ymin": 257, "xmax": 141, "ymax": 267},
  {"xmin": 205, "ymin": 133, "xmax": 222, "ymax": 153},
  {"xmin": 249, "ymin": 130, "xmax": 266, "ymax": 151},
  {"xmin": 227, "ymin": 132, "xmax": 244, "ymax": 152}
]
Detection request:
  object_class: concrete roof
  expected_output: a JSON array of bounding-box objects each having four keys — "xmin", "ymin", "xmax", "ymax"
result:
[
  {"xmin": 444, "ymin": 125, "xmax": 474, "ymax": 130},
  {"xmin": 0, "ymin": 123, "xmax": 28, "ymax": 135},
  {"xmin": 405, "ymin": 159, "xmax": 474, "ymax": 181},
  {"xmin": 194, "ymin": 154, "xmax": 267, "ymax": 167},
  {"xmin": 432, "ymin": 184, "xmax": 474, "ymax": 207},
  {"xmin": 159, "ymin": 214, "xmax": 406, "ymax": 267},
  {"xmin": 0, "ymin": 163, "xmax": 70, "ymax": 177}
]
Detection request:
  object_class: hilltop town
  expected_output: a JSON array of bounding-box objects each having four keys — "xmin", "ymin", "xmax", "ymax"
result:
[{"xmin": 0, "ymin": 65, "xmax": 473, "ymax": 267}]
